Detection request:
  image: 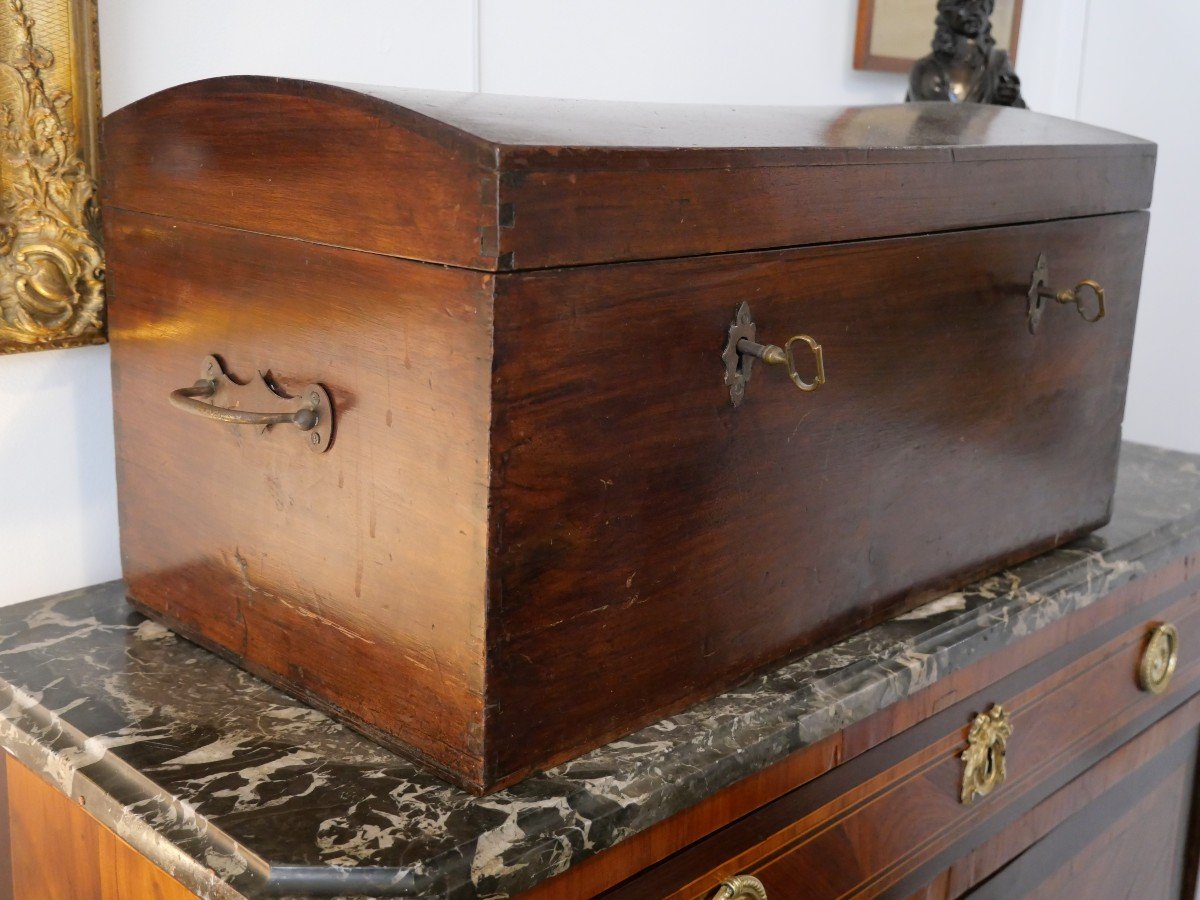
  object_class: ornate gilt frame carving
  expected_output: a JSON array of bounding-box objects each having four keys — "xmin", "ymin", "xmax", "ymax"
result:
[{"xmin": 0, "ymin": 0, "xmax": 102, "ymax": 354}]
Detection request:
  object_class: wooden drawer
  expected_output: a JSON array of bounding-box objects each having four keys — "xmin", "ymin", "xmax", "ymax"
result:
[
  {"xmin": 603, "ymin": 585, "xmax": 1200, "ymax": 899},
  {"xmin": 2, "ymin": 754, "xmax": 199, "ymax": 899},
  {"xmin": 929, "ymin": 700, "xmax": 1200, "ymax": 900}
]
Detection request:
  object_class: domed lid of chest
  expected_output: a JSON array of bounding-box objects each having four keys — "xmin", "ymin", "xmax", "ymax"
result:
[{"xmin": 103, "ymin": 76, "xmax": 1156, "ymax": 272}]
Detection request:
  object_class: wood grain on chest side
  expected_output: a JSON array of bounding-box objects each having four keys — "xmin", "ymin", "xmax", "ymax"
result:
[{"xmin": 108, "ymin": 210, "xmax": 496, "ymax": 786}]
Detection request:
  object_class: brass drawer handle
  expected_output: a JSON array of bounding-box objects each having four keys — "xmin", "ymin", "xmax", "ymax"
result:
[
  {"xmin": 1138, "ymin": 623, "xmax": 1179, "ymax": 694},
  {"xmin": 168, "ymin": 355, "xmax": 333, "ymax": 453},
  {"xmin": 1027, "ymin": 252, "xmax": 1106, "ymax": 333},
  {"xmin": 960, "ymin": 704, "xmax": 1012, "ymax": 804},
  {"xmin": 712, "ymin": 874, "xmax": 768, "ymax": 900},
  {"xmin": 723, "ymin": 301, "xmax": 825, "ymax": 406}
]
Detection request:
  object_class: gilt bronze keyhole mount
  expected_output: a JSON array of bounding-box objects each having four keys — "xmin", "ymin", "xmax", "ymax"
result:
[{"xmin": 960, "ymin": 704, "xmax": 1013, "ymax": 804}]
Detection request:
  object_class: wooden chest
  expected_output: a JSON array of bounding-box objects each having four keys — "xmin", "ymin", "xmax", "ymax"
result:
[{"xmin": 103, "ymin": 76, "xmax": 1155, "ymax": 794}]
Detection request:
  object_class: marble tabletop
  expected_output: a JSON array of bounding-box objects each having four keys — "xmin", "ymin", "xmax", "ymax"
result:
[{"xmin": 2, "ymin": 443, "xmax": 1200, "ymax": 899}]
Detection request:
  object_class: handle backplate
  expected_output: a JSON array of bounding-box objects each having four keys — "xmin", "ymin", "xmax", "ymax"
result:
[{"xmin": 169, "ymin": 355, "xmax": 333, "ymax": 453}]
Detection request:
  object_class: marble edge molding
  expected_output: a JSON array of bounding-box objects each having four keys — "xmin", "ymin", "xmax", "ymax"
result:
[
  {"xmin": 0, "ymin": 681, "xmax": 259, "ymax": 900},
  {"xmin": 0, "ymin": 450, "xmax": 1198, "ymax": 897}
]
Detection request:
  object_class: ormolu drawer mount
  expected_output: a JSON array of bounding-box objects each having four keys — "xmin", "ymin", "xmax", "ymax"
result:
[{"xmin": 169, "ymin": 355, "xmax": 334, "ymax": 453}]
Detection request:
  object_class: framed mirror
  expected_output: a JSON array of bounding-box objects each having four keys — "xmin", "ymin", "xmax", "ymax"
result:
[{"xmin": 854, "ymin": 0, "xmax": 1024, "ymax": 74}]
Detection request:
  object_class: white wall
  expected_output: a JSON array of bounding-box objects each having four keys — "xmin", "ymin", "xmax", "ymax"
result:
[
  {"xmin": 97, "ymin": 0, "xmax": 1090, "ymax": 117},
  {"xmin": 1073, "ymin": 1, "xmax": 1200, "ymax": 455},
  {"xmin": 0, "ymin": 0, "xmax": 1191, "ymax": 604},
  {"xmin": 0, "ymin": 346, "xmax": 119, "ymax": 604}
]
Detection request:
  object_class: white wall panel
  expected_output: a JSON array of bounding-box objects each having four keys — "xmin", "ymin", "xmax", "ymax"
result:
[
  {"xmin": 1074, "ymin": 1, "xmax": 1200, "ymax": 452},
  {"xmin": 98, "ymin": 0, "xmax": 478, "ymax": 113},
  {"xmin": 1011, "ymin": 0, "xmax": 1088, "ymax": 117},
  {"xmin": 0, "ymin": 347, "xmax": 120, "ymax": 604},
  {"xmin": 477, "ymin": 0, "xmax": 1083, "ymax": 112},
  {"xmin": 479, "ymin": 0, "xmax": 906, "ymax": 105}
]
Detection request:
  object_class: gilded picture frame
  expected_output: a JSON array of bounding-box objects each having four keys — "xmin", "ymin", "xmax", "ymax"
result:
[
  {"xmin": 0, "ymin": 0, "xmax": 103, "ymax": 354},
  {"xmin": 854, "ymin": 0, "xmax": 1024, "ymax": 74}
]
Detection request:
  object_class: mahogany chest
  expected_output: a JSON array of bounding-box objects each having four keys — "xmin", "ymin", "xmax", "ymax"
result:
[{"xmin": 103, "ymin": 76, "xmax": 1155, "ymax": 794}]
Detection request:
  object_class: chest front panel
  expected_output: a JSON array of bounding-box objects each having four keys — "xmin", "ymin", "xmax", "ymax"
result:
[{"xmin": 487, "ymin": 213, "xmax": 1148, "ymax": 780}]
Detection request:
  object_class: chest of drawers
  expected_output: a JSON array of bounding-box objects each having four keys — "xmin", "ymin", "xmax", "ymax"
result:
[{"xmin": 568, "ymin": 553, "xmax": 1200, "ymax": 898}]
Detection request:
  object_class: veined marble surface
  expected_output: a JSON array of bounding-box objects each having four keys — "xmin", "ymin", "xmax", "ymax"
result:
[{"xmin": 2, "ymin": 443, "xmax": 1199, "ymax": 898}]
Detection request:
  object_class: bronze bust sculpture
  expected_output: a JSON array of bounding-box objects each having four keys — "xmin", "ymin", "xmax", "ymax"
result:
[{"xmin": 907, "ymin": 0, "xmax": 1026, "ymax": 108}]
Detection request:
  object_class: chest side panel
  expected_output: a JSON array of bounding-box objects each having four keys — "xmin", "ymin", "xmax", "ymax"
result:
[
  {"xmin": 486, "ymin": 212, "xmax": 1149, "ymax": 784},
  {"xmin": 107, "ymin": 210, "xmax": 495, "ymax": 786}
]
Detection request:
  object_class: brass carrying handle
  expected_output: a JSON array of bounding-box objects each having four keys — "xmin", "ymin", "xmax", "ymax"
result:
[
  {"xmin": 168, "ymin": 355, "xmax": 334, "ymax": 453},
  {"xmin": 1037, "ymin": 279, "xmax": 1106, "ymax": 324},
  {"xmin": 736, "ymin": 335, "xmax": 826, "ymax": 392},
  {"xmin": 169, "ymin": 382, "xmax": 319, "ymax": 430}
]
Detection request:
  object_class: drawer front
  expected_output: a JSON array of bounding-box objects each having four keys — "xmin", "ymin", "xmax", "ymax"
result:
[
  {"xmin": 603, "ymin": 584, "xmax": 1200, "ymax": 900},
  {"xmin": 953, "ymin": 707, "xmax": 1200, "ymax": 900},
  {"xmin": 490, "ymin": 213, "xmax": 1150, "ymax": 782}
]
